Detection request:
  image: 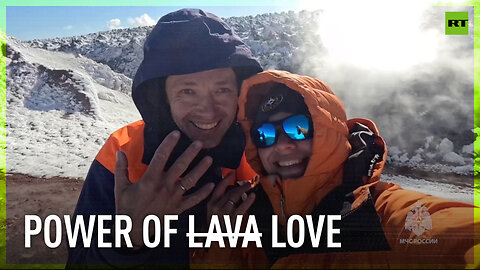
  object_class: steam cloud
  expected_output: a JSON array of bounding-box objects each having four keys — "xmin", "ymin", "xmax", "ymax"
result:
[{"xmin": 296, "ymin": 5, "xmax": 474, "ymax": 161}]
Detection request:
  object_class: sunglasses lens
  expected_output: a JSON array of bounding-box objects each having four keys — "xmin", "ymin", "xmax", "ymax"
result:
[
  {"xmin": 283, "ymin": 115, "xmax": 311, "ymax": 140},
  {"xmin": 254, "ymin": 123, "xmax": 276, "ymax": 147}
]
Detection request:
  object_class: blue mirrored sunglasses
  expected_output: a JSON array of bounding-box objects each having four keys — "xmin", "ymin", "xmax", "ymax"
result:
[{"xmin": 251, "ymin": 114, "xmax": 313, "ymax": 148}]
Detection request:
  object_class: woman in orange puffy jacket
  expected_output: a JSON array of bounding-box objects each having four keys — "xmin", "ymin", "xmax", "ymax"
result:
[{"xmin": 192, "ymin": 70, "xmax": 478, "ymax": 269}]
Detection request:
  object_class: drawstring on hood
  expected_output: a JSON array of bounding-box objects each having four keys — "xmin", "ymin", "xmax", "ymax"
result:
[{"xmin": 131, "ymin": 9, "xmax": 262, "ymax": 169}]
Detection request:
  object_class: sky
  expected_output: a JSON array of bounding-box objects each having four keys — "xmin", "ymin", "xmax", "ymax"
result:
[{"xmin": 6, "ymin": 5, "xmax": 299, "ymax": 40}]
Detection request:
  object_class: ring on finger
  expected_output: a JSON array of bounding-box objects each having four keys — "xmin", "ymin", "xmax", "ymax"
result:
[
  {"xmin": 226, "ymin": 199, "xmax": 236, "ymax": 207},
  {"xmin": 179, "ymin": 183, "xmax": 187, "ymax": 193}
]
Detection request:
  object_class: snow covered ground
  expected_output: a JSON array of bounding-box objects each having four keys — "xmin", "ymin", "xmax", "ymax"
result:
[
  {"xmin": 6, "ymin": 36, "xmax": 141, "ymax": 179},
  {"xmin": 6, "ymin": 10, "xmax": 475, "ymax": 203},
  {"xmin": 383, "ymin": 174, "xmax": 473, "ymax": 204}
]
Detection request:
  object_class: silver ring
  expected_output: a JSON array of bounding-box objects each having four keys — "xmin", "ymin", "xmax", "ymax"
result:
[
  {"xmin": 179, "ymin": 183, "xmax": 187, "ymax": 192},
  {"xmin": 226, "ymin": 199, "xmax": 235, "ymax": 206}
]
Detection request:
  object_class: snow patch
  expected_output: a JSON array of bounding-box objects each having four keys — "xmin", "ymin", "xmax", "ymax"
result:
[
  {"xmin": 382, "ymin": 174, "xmax": 472, "ymax": 204},
  {"xmin": 6, "ymin": 36, "xmax": 140, "ymax": 179}
]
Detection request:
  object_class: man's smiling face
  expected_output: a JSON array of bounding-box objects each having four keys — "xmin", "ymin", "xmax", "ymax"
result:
[{"xmin": 166, "ymin": 68, "xmax": 238, "ymax": 149}]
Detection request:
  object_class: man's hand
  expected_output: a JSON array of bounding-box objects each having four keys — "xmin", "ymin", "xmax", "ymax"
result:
[
  {"xmin": 114, "ymin": 130, "xmax": 215, "ymax": 248},
  {"xmin": 207, "ymin": 173, "xmax": 256, "ymax": 231}
]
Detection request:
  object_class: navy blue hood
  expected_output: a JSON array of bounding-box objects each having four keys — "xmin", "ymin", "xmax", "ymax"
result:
[{"xmin": 132, "ymin": 8, "xmax": 263, "ymax": 169}]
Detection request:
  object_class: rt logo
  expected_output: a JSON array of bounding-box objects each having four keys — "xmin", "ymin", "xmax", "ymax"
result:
[{"xmin": 445, "ymin": 12, "xmax": 468, "ymax": 35}]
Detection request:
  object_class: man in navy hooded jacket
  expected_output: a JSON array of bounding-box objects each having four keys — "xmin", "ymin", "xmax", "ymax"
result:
[{"xmin": 66, "ymin": 8, "xmax": 262, "ymax": 267}]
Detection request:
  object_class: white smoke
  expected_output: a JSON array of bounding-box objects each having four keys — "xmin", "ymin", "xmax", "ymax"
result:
[{"xmin": 296, "ymin": 3, "xmax": 474, "ymax": 161}]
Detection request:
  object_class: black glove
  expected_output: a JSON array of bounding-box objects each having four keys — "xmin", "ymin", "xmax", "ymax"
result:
[{"xmin": 342, "ymin": 122, "xmax": 384, "ymax": 193}]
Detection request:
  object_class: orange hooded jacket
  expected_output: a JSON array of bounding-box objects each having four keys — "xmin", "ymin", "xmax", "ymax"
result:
[{"xmin": 192, "ymin": 70, "xmax": 479, "ymax": 269}]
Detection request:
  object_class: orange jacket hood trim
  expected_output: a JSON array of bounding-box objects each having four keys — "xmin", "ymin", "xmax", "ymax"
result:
[{"xmin": 237, "ymin": 70, "xmax": 387, "ymax": 219}]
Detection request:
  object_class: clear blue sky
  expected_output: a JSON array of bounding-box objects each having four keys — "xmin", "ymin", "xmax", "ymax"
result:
[{"xmin": 6, "ymin": 5, "xmax": 300, "ymax": 41}]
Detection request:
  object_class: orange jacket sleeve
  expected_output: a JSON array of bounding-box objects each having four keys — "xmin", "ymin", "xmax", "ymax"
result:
[{"xmin": 374, "ymin": 182, "xmax": 479, "ymax": 266}]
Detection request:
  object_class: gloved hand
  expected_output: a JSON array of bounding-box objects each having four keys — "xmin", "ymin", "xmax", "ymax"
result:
[{"xmin": 342, "ymin": 122, "xmax": 384, "ymax": 193}]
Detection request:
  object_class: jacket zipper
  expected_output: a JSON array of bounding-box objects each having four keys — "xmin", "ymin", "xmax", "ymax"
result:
[
  {"xmin": 280, "ymin": 192, "xmax": 286, "ymax": 224},
  {"xmin": 271, "ymin": 175, "xmax": 287, "ymax": 225}
]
